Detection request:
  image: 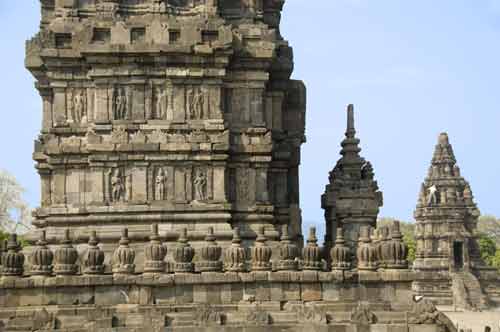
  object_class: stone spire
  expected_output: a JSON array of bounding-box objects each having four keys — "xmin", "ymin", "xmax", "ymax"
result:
[
  {"xmin": 322, "ymin": 105, "xmax": 383, "ymax": 256},
  {"xmin": 414, "ymin": 133, "xmax": 485, "ymax": 272}
]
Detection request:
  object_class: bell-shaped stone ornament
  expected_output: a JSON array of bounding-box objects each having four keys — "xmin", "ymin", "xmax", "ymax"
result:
[
  {"xmin": 144, "ymin": 224, "xmax": 167, "ymax": 273},
  {"xmin": 84, "ymin": 231, "xmax": 105, "ymax": 275},
  {"xmin": 357, "ymin": 226, "xmax": 378, "ymax": 271},
  {"xmin": 276, "ymin": 225, "xmax": 299, "ymax": 271},
  {"xmin": 173, "ymin": 228, "xmax": 195, "ymax": 273},
  {"xmin": 54, "ymin": 229, "xmax": 79, "ymax": 275},
  {"xmin": 2, "ymin": 234, "xmax": 25, "ymax": 277},
  {"xmin": 225, "ymin": 227, "xmax": 246, "ymax": 272},
  {"xmin": 331, "ymin": 228, "xmax": 351, "ymax": 271},
  {"xmin": 197, "ymin": 227, "xmax": 223, "ymax": 272},
  {"xmin": 30, "ymin": 230, "xmax": 54, "ymax": 276},
  {"xmin": 112, "ymin": 228, "xmax": 136, "ymax": 275},
  {"xmin": 250, "ymin": 226, "xmax": 272, "ymax": 271},
  {"xmin": 302, "ymin": 227, "xmax": 322, "ymax": 271}
]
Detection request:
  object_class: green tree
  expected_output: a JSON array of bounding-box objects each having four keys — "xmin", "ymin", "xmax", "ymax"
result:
[
  {"xmin": 478, "ymin": 233, "xmax": 497, "ymax": 267},
  {"xmin": 491, "ymin": 250, "xmax": 500, "ymax": 270}
]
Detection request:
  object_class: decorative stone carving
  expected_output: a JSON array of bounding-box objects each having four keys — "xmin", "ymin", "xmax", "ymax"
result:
[
  {"xmin": 112, "ymin": 228, "xmax": 136, "ymax": 275},
  {"xmin": 357, "ymin": 226, "xmax": 378, "ymax": 271},
  {"xmin": 194, "ymin": 304, "xmax": 224, "ymax": 326},
  {"xmin": 294, "ymin": 306, "xmax": 328, "ymax": 325},
  {"xmin": 110, "ymin": 168, "xmax": 126, "ymax": 203},
  {"xmin": 197, "ymin": 227, "xmax": 223, "ymax": 272},
  {"xmin": 193, "ymin": 169, "xmax": 207, "ymax": 202},
  {"xmin": 250, "ymin": 227, "xmax": 272, "ymax": 271},
  {"xmin": 130, "ymin": 130, "xmax": 147, "ymax": 144},
  {"xmin": 351, "ymin": 303, "xmax": 376, "ymax": 325},
  {"xmin": 1, "ymin": 234, "xmax": 24, "ymax": 276},
  {"xmin": 155, "ymin": 84, "xmax": 173, "ymax": 120},
  {"xmin": 149, "ymin": 128, "xmax": 168, "ymax": 144},
  {"xmin": 302, "ymin": 227, "xmax": 322, "ymax": 271},
  {"xmin": 330, "ymin": 227, "xmax": 351, "ymax": 271},
  {"xmin": 276, "ymin": 225, "xmax": 299, "ymax": 271},
  {"xmin": 111, "ymin": 126, "xmax": 128, "ymax": 143},
  {"xmin": 113, "ymin": 86, "xmax": 128, "ymax": 120},
  {"xmin": 54, "ymin": 229, "xmax": 79, "ymax": 275},
  {"xmin": 246, "ymin": 309, "xmax": 271, "ymax": 325},
  {"xmin": 225, "ymin": 227, "xmax": 246, "ymax": 272},
  {"xmin": 144, "ymin": 224, "xmax": 167, "ymax": 273},
  {"xmin": 188, "ymin": 86, "xmax": 205, "ymax": 119},
  {"xmin": 155, "ymin": 168, "xmax": 167, "ymax": 201},
  {"xmin": 173, "ymin": 228, "xmax": 195, "ymax": 273},
  {"xmin": 385, "ymin": 221, "xmax": 408, "ymax": 269},
  {"xmin": 84, "ymin": 231, "xmax": 105, "ymax": 275},
  {"xmin": 69, "ymin": 89, "xmax": 87, "ymax": 124},
  {"xmin": 30, "ymin": 230, "xmax": 54, "ymax": 276}
]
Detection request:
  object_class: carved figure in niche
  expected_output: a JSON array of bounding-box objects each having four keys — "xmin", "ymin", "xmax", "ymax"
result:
[
  {"xmin": 73, "ymin": 90, "xmax": 86, "ymax": 123},
  {"xmin": 111, "ymin": 169, "xmax": 125, "ymax": 202},
  {"xmin": 188, "ymin": 87, "xmax": 204, "ymax": 120},
  {"xmin": 114, "ymin": 86, "xmax": 128, "ymax": 120},
  {"xmin": 194, "ymin": 170, "xmax": 207, "ymax": 201},
  {"xmin": 427, "ymin": 185, "xmax": 438, "ymax": 206},
  {"xmin": 237, "ymin": 169, "xmax": 249, "ymax": 202},
  {"xmin": 156, "ymin": 87, "xmax": 167, "ymax": 119},
  {"xmin": 155, "ymin": 168, "xmax": 167, "ymax": 201}
]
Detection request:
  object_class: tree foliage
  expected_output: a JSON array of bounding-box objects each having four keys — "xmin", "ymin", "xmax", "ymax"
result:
[{"xmin": 0, "ymin": 169, "xmax": 32, "ymax": 234}]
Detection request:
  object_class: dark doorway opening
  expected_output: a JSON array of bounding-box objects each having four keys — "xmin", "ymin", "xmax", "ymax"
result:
[{"xmin": 453, "ymin": 241, "xmax": 464, "ymax": 269}]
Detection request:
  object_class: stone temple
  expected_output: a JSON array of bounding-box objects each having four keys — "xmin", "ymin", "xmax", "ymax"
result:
[{"xmin": 0, "ymin": 1, "xmax": 498, "ymax": 331}]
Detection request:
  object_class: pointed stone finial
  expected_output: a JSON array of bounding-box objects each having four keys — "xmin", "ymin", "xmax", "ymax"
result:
[{"xmin": 346, "ymin": 104, "xmax": 356, "ymax": 138}]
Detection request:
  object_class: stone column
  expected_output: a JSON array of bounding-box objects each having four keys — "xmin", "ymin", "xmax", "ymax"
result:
[
  {"xmin": 52, "ymin": 86, "xmax": 67, "ymax": 126},
  {"xmin": 39, "ymin": 88, "xmax": 53, "ymax": 133},
  {"xmin": 39, "ymin": 169, "xmax": 52, "ymax": 208},
  {"xmin": 94, "ymin": 83, "xmax": 110, "ymax": 124},
  {"xmin": 212, "ymin": 165, "xmax": 227, "ymax": 203}
]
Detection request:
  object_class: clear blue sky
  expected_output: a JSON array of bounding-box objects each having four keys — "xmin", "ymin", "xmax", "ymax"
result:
[{"xmin": 1, "ymin": 1, "xmax": 499, "ymax": 239}]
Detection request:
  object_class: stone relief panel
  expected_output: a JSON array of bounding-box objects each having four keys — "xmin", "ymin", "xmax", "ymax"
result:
[
  {"xmin": 67, "ymin": 88, "xmax": 89, "ymax": 124},
  {"xmin": 268, "ymin": 169, "xmax": 288, "ymax": 206},
  {"xmin": 112, "ymin": 86, "xmax": 130, "ymax": 120},
  {"xmin": 153, "ymin": 82, "xmax": 174, "ymax": 120}
]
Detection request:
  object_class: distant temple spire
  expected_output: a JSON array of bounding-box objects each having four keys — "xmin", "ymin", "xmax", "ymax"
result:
[{"xmin": 340, "ymin": 104, "xmax": 361, "ymax": 159}]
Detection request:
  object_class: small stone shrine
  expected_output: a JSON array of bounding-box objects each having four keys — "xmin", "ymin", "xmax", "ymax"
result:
[{"xmin": 0, "ymin": 1, "xmax": 498, "ymax": 331}]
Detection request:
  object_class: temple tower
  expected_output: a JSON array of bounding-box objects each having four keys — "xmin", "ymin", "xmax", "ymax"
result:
[
  {"xmin": 26, "ymin": 0, "xmax": 306, "ymax": 260},
  {"xmin": 322, "ymin": 105, "xmax": 383, "ymax": 255},
  {"xmin": 413, "ymin": 133, "xmax": 485, "ymax": 272}
]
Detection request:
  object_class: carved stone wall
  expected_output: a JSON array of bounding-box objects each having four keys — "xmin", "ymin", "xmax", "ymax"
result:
[{"xmin": 27, "ymin": 0, "xmax": 306, "ymax": 253}]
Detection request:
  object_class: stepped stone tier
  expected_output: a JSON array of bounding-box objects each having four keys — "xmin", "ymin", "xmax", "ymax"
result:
[{"xmin": 0, "ymin": 0, "xmax": 499, "ymax": 331}]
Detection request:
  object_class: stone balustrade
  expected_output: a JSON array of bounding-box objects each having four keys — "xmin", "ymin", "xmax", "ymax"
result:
[{"xmin": 0, "ymin": 223, "xmax": 412, "ymax": 278}]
